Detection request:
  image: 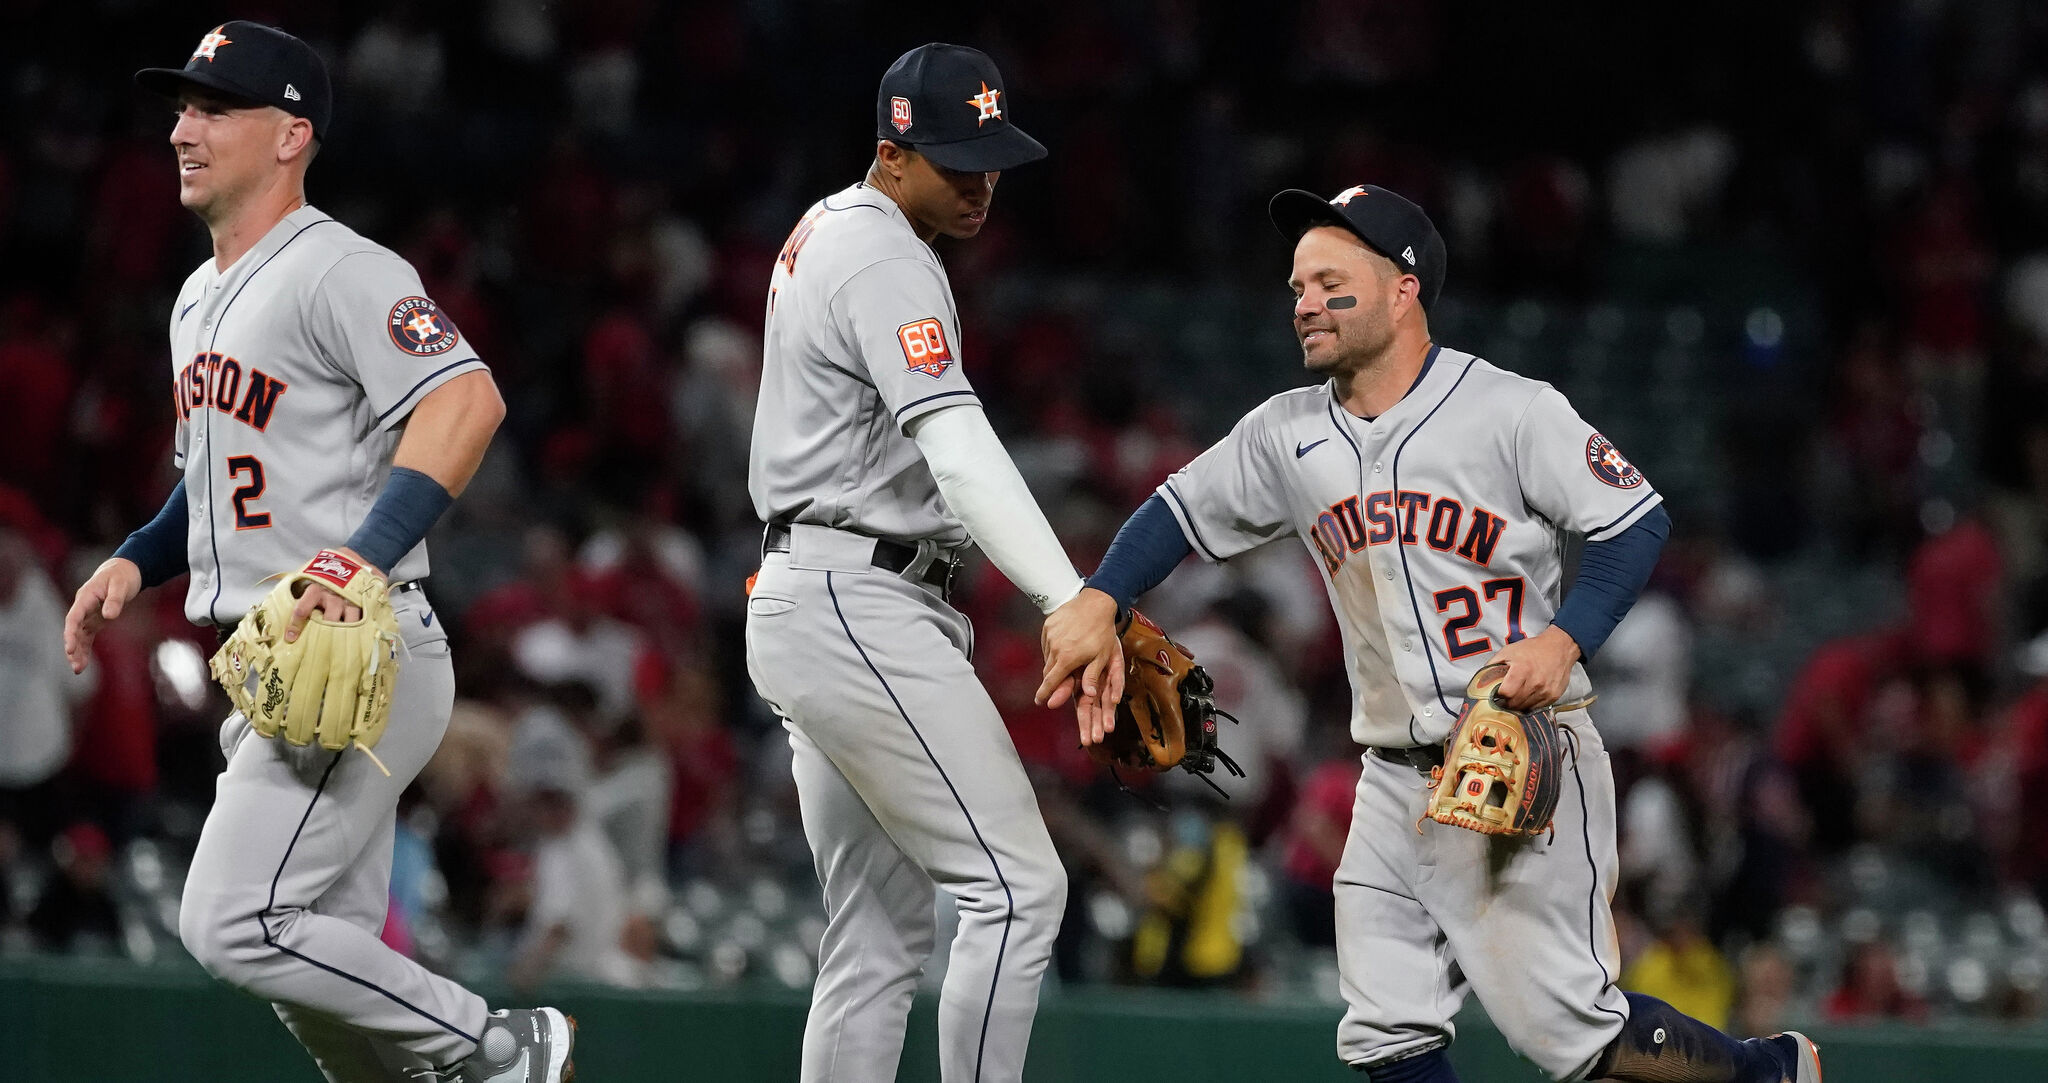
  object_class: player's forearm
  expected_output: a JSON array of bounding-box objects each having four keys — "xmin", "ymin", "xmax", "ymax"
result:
[
  {"xmin": 1086, "ymin": 493, "xmax": 1194, "ymax": 612},
  {"xmin": 390, "ymin": 370, "xmax": 505, "ymax": 497},
  {"xmin": 112, "ymin": 479, "xmax": 190, "ymax": 588},
  {"xmin": 908, "ymin": 404, "xmax": 1084, "ymax": 613},
  {"xmin": 345, "ymin": 372, "xmax": 504, "ymax": 572},
  {"xmin": 1550, "ymin": 503, "xmax": 1670, "ymax": 661}
]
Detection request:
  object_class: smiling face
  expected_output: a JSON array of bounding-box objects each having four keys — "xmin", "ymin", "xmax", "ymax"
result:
[
  {"xmin": 1287, "ymin": 225, "xmax": 1415, "ymax": 378},
  {"xmin": 877, "ymin": 141, "xmax": 999, "ymax": 240},
  {"xmin": 169, "ymin": 88, "xmax": 310, "ymax": 222}
]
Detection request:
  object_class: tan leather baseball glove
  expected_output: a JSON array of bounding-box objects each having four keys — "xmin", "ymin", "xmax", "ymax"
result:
[
  {"xmin": 1424, "ymin": 661, "xmax": 1592, "ymax": 837},
  {"xmin": 209, "ymin": 549, "xmax": 402, "ymax": 771}
]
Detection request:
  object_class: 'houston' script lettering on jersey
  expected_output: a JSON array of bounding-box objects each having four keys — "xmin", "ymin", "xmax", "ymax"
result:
[
  {"xmin": 176, "ymin": 351, "xmax": 288, "ymax": 431},
  {"xmin": 1309, "ymin": 489, "xmax": 1507, "ymax": 575}
]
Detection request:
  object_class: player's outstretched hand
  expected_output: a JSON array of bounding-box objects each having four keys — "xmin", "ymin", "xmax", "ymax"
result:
[
  {"xmin": 285, "ymin": 546, "xmax": 376, "ymax": 643},
  {"xmin": 1036, "ymin": 587, "xmax": 1124, "ymax": 746},
  {"xmin": 64, "ymin": 557, "xmax": 143, "ymax": 674},
  {"xmin": 1484, "ymin": 626, "xmax": 1583, "ymax": 711}
]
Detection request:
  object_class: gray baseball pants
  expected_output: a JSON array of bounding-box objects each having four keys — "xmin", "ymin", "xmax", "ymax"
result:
[
  {"xmin": 746, "ymin": 525, "xmax": 1066, "ymax": 1083},
  {"xmin": 1335, "ymin": 713, "xmax": 1630, "ymax": 1081},
  {"xmin": 180, "ymin": 588, "xmax": 488, "ymax": 1080}
]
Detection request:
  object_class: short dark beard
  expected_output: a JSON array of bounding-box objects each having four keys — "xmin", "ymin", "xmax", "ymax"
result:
[
  {"xmin": 1303, "ymin": 318, "xmax": 1394, "ymax": 378},
  {"xmin": 1302, "ymin": 342, "xmax": 1345, "ymax": 376}
]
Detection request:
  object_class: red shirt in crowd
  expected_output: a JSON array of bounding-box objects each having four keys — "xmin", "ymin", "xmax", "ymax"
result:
[
  {"xmin": 1774, "ymin": 629, "xmax": 1910, "ymax": 767},
  {"xmin": 1282, "ymin": 758, "xmax": 1360, "ymax": 888},
  {"xmin": 1905, "ymin": 518, "xmax": 2002, "ymax": 667}
]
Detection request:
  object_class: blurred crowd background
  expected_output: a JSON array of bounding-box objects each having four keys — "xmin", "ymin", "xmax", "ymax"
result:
[{"xmin": 4, "ymin": 0, "xmax": 2048, "ymax": 1041}]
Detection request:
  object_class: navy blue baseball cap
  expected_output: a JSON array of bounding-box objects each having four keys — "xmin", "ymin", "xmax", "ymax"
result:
[
  {"xmin": 1270, "ymin": 185, "xmax": 1447, "ymax": 310},
  {"xmin": 137, "ymin": 22, "xmax": 331, "ymax": 140},
  {"xmin": 876, "ymin": 43, "xmax": 1046, "ymax": 173}
]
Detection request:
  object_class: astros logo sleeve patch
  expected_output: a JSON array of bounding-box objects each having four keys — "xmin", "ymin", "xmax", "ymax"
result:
[
  {"xmin": 388, "ymin": 296, "xmax": 461, "ymax": 356},
  {"xmin": 1585, "ymin": 433, "xmax": 1645, "ymax": 489}
]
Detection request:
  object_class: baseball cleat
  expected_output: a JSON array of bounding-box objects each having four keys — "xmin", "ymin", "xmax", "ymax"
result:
[
  {"xmin": 1774, "ymin": 1030, "xmax": 1822, "ymax": 1083},
  {"xmin": 453, "ymin": 1007, "xmax": 577, "ymax": 1083}
]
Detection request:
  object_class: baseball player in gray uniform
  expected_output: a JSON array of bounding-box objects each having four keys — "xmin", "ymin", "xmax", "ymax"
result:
[
  {"xmin": 61, "ymin": 23, "xmax": 572, "ymax": 1083},
  {"xmin": 1041, "ymin": 186, "xmax": 1822, "ymax": 1083},
  {"xmin": 746, "ymin": 43, "xmax": 1119, "ymax": 1083}
]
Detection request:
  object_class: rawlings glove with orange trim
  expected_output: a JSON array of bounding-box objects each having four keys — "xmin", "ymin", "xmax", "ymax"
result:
[
  {"xmin": 209, "ymin": 549, "xmax": 402, "ymax": 770},
  {"xmin": 1424, "ymin": 660, "xmax": 1592, "ymax": 837}
]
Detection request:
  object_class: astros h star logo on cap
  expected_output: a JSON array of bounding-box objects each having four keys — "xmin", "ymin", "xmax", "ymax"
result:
[
  {"xmin": 191, "ymin": 25, "xmax": 233, "ymax": 62},
  {"xmin": 967, "ymin": 82, "xmax": 1002, "ymax": 126}
]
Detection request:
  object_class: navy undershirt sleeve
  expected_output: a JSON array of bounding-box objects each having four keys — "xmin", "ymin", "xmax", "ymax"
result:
[
  {"xmin": 1549, "ymin": 503, "xmax": 1671, "ymax": 662},
  {"xmin": 113, "ymin": 479, "xmax": 189, "ymax": 589},
  {"xmin": 1085, "ymin": 493, "xmax": 1196, "ymax": 611},
  {"xmin": 345, "ymin": 466, "xmax": 455, "ymax": 575}
]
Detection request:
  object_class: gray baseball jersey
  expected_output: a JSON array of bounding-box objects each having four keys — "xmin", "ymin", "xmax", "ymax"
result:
[
  {"xmin": 169, "ymin": 204, "xmax": 485, "ymax": 624},
  {"xmin": 166, "ymin": 205, "xmax": 493, "ymax": 1078},
  {"xmin": 745, "ymin": 182, "xmax": 1065, "ymax": 1083},
  {"xmin": 1159, "ymin": 343, "xmax": 1651, "ymax": 1075},
  {"xmin": 749, "ymin": 182, "xmax": 980, "ymax": 548},
  {"xmin": 1158, "ymin": 344, "xmax": 1662, "ymax": 748}
]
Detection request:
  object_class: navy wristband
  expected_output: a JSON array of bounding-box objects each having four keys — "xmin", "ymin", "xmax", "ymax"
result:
[
  {"xmin": 1086, "ymin": 493, "xmax": 1195, "ymax": 611},
  {"xmin": 346, "ymin": 467, "xmax": 455, "ymax": 574},
  {"xmin": 114, "ymin": 480, "xmax": 190, "ymax": 589},
  {"xmin": 1550, "ymin": 504, "xmax": 1670, "ymax": 662}
]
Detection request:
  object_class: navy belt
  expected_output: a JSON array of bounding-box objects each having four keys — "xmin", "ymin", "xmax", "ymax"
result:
[
  {"xmin": 214, "ymin": 579, "xmax": 424, "ymax": 644},
  {"xmin": 1368, "ymin": 743, "xmax": 1445, "ymax": 774},
  {"xmin": 763, "ymin": 523, "xmax": 957, "ymax": 600}
]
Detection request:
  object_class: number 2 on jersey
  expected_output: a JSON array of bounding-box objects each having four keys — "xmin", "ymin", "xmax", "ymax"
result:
[
  {"xmin": 1433, "ymin": 576, "xmax": 1525, "ymax": 660},
  {"xmin": 227, "ymin": 455, "xmax": 271, "ymax": 530}
]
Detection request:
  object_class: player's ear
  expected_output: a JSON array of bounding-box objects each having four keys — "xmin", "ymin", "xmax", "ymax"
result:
[
  {"xmin": 1392, "ymin": 271, "xmax": 1423, "ymax": 322},
  {"xmin": 875, "ymin": 140, "xmax": 922, "ymax": 181},
  {"xmin": 278, "ymin": 115, "xmax": 316, "ymax": 166},
  {"xmin": 875, "ymin": 139, "xmax": 905, "ymax": 179}
]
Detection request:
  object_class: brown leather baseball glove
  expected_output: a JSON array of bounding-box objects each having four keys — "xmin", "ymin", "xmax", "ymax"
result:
[{"xmin": 1088, "ymin": 610, "xmax": 1242, "ymax": 797}]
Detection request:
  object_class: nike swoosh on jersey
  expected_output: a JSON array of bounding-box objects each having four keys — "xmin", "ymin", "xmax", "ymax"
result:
[
  {"xmin": 420, "ymin": 611, "xmax": 433, "ymax": 627},
  {"xmin": 1296, "ymin": 438, "xmax": 1329, "ymax": 458},
  {"xmin": 178, "ymin": 300, "xmax": 199, "ymax": 322}
]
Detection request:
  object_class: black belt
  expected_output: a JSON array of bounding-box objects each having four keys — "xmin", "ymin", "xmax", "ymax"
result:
[
  {"xmin": 763, "ymin": 523, "xmax": 958, "ymax": 599},
  {"xmin": 213, "ymin": 580, "xmax": 425, "ymax": 645},
  {"xmin": 1368, "ymin": 743, "xmax": 1445, "ymax": 774}
]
